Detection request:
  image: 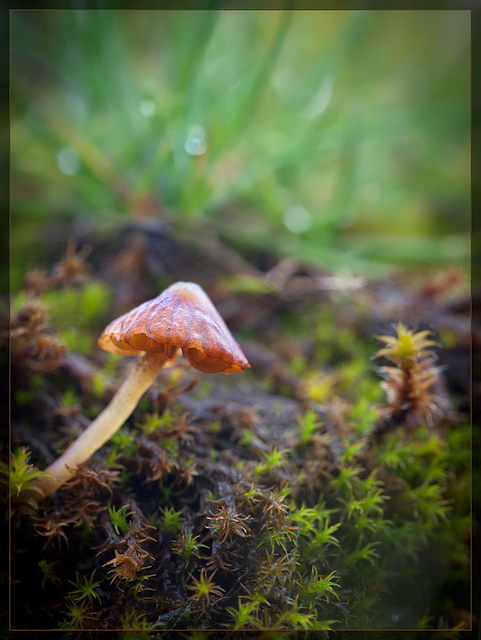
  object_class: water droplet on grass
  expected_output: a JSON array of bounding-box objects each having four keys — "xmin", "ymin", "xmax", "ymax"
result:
[
  {"xmin": 56, "ymin": 146, "xmax": 81, "ymax": 176},
  {"xmin": 184, "ymin": 125, "xmax": 207, "ymax": 156},
  {"xmin": 284, "ymin": 206, "xmax": 312, "ymax": 234},
  {"xmin": 140, "ymin": 100, "xmax": 156, "ymax": 117}
]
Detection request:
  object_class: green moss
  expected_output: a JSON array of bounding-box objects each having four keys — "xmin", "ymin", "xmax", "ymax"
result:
[
  {"xmin": 348, "ymin": 388, "xmax": 383, "ymax": 436},
  {"xmin": 10, "ymin": 265, "xmax": 470, "ymax": 631},
  {"xmin": 14, "ymin": 389, "xmax": 34, "ymax": 407},
  {"xmin": 108, "ymin": 504, "xmax": 133, "ymax": 536},
  {"xmin": 38, "ymin": 559, "xmax": 61, "ymax": 589},
  {"xmin": 159, "ymin": 506, "xmax": 185, "ymax": 535},
  {"xmin": 57, "ymin": 327, "xmax": 92, "ymax": 354},
  {"xmin": 172, "ymin": 530, "xmax": 208, "ymax": 567},
  {"xmin": 255, "ymin": 446, "xmax": 290, "ymax": 476},
  {"xmin": 2, "ymin": 447, "xmax": 52, "ymax": 515},
  {"xmin": 313, "ymin": 307, "xmax": 372, "ymax": 366},
  {"xmin": 43, "ymin": 280, "xmax": 111, "ymax": 329},
  {"xmin": 60, "ymin": 388, "xmax": 80, "ymax": 408},
  {"xmin": 109, "ymin": 427, "xmax": 138, "ymax": 458},
  {"xmin": 67, "ymin": 571, "xmax": 102, "ymax": 605}
]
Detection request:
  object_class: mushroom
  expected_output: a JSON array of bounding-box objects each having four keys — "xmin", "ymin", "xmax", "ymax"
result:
[{"xmin": 34, "ymin": 282, "xmax": 250, "ymax": 498}]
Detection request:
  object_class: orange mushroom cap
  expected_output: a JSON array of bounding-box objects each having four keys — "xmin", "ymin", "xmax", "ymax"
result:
[{"xmin": 97, "ymin": 282, "xmax": 251, "ymax": 374}]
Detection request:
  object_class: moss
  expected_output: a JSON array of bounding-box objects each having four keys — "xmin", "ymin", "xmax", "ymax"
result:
[
  {"xmin": 2, "ymin": 447, "xmax": 52, "ymax": 516},
  {"xmin": 57, "ymin": 327, "xmax": 93, "ymax": 355},
  {"xmin": 9, "ymin": 261, "xmax": 470, "ymax": 632},
  {"xmin": 43, "ymin": 280, "xmax": 111, "ymax": 331}
]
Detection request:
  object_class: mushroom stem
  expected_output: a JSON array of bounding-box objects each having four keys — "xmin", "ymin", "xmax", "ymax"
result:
[{"xmin": 34, "ymin": 351, "xmax": 174, "ymax": 498}]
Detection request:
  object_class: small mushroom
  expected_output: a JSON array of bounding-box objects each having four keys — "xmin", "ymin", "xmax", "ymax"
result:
[{"xmin": 35, "ymin": 282, "xmax": 250, "ymax": 498}]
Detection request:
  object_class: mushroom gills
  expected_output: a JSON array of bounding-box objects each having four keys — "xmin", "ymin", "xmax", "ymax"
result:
[
  {"xmin": 185, "ymin": 347, "xmax": 233, "ymax": 373},
  {"xmin": 116, "ymin": 333, "xmax": 179, "ymax": 358}
]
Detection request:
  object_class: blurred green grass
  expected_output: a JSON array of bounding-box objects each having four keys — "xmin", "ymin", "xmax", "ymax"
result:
[{"xmin": 10, "ymin": 10, "xmax": 470, "ymax": 289}]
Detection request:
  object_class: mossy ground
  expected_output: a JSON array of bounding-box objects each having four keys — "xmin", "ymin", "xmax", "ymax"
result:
[
  {"xmin": 4, "ymin": 223, "xmax": 473, "ymax": 637},
  {"xmin": 6, "ymin": 11, "xmax": 473, "ymax": 639}
]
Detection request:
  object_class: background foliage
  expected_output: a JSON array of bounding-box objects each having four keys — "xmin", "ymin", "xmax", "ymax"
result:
[{"xmin": 11, "ymin": 9, "xmax": 470, "ymax": 287}]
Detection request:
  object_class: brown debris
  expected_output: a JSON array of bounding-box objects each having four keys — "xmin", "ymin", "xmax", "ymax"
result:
[{"xmin": 22, "ymin": 240, "xmax": 92, "ymax": 294}]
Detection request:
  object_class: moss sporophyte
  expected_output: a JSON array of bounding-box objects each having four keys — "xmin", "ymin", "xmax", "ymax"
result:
[{"xmin": 32, "ymin": 282, "xmax": 250, "ymax": 499}]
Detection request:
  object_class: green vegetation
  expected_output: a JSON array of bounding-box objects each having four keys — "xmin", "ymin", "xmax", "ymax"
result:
[
  {"xmin": 108, "ymin": 503, "xmax": 133, "ymax": 536},
  {"xmin": 7, "ymin": 8, "xmax": 472, "ymax": 635},
  {"xmin": 1, "ymin": 447, "xmax": 52, "ymax": 516},
  {"xmin": 67, "ymin": 571, "xmax": 102, "ymax": 605},
  {"xmin": 10, "ymin": 10, "xmax": 469, "ymax": 288},
  {"xmin": 159, "ymin": 505, "xmax": 185, "ymax": 535},
  {"xmin": 7, "ymin": 248, "xmax": 471, "ymax": 631}
]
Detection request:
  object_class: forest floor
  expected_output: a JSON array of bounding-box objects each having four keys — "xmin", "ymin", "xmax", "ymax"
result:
[{"xmin": 4, "ymin": 218, "xmax": 475, "ymax": 637}]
